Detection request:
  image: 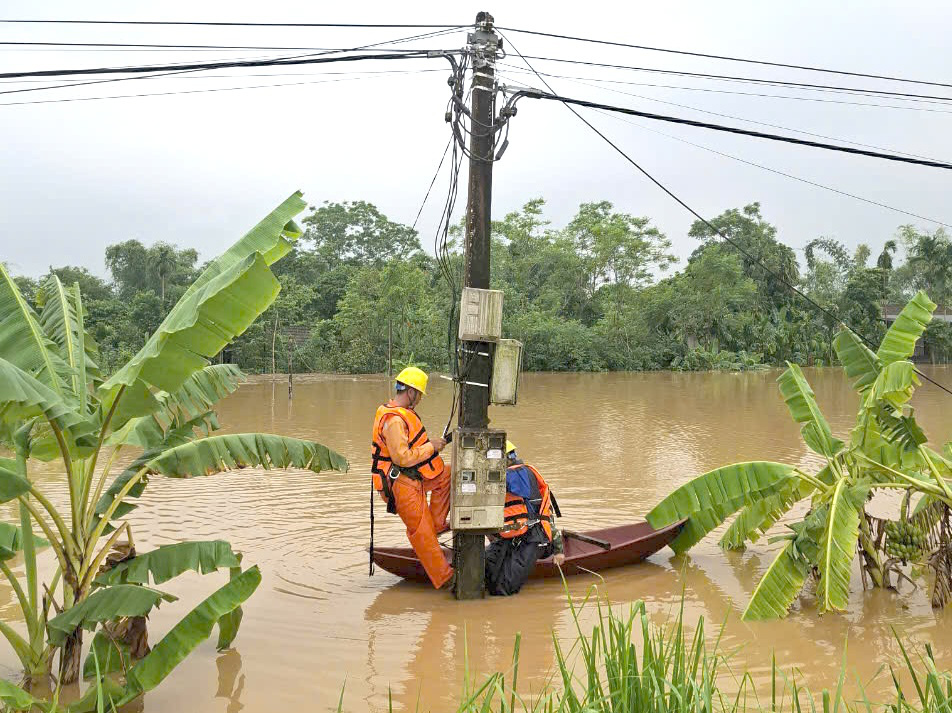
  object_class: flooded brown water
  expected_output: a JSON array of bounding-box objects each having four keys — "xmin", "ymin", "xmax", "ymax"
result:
[{"xmin": 2, "ymin": 368, "xmax": 951, "ymax": 711}]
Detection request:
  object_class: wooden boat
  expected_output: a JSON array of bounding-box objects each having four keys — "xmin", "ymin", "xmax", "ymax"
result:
[{"xmin": 370, "ymin": 520, "xmax": 685, "ymax": 585}]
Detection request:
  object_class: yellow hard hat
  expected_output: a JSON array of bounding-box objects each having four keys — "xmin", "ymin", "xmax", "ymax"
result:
[
  {"xmin": 505, "ymin": 440, "xmax": 516, "ymax": 455},
  {"xmin": 395, "ymin": 366, "xmax": 428, "ymax": 395}
]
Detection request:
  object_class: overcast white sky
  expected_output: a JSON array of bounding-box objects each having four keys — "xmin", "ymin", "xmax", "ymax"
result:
[{"xmin": 1, "ymin": 1, "xmax": 951, "ymax": 279}]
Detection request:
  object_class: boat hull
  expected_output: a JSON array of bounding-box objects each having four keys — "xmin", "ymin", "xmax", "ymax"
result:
[{"xmin": 370, "ymin": 520, "xmax": 684, "ymax": 585}]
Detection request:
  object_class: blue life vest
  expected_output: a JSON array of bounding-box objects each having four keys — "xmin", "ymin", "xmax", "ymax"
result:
[{"xmin": 506, "ymin": 464, "xmax": 542, "ymax": 518}]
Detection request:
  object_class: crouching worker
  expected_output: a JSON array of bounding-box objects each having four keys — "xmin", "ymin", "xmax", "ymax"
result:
[
  {"xmin": 485, "ymin": 441, "xmax": 564, "ymax": 596},
  {"xmin": 371, "ymin": 367, "xmax": 454, "ymax": 590}
]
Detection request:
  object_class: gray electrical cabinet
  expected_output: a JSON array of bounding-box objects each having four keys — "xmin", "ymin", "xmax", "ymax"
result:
[
  {"xmin": 458, "ymin": 287, "xmax": 503, "ymax": 342},
  {"xmin": 490, "ymin": 338, "xmax": 523, "ymax": 405},
  {"xmin": 450, "ymin": 428, "xmax": 507, "ymax": 531}
]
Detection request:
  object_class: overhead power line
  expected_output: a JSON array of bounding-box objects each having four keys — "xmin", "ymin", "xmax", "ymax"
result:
[
  {"xmin": 496, "ymin": 66, "xmax": 949, "ymax": 163},
  {"xmin": 0, "ymin": 68, "xmax": 446, "ymax": 107},
  {"xmin": 0, "ymin": 26, "xmax": 463, "ymax": 54},
  {"xmin": 499, "ymin": 29, "xmax": 952, "ymax": 399},
  {"xmin": 0, "ymin": 49, "xmax": 445, "ymax": 81},
  {"xmin": 517, "ymin": 55, "xmax": 952, "ymax": 104},
  {"xmin": 498, "ymin": 65, "xmax": 952, "ymax": 116},
  {"xmin": 0, "ymin": 41, "xmax": 394, "ymax": 51},
  {"xmin": 0, "ymin": 19, "xmax": 464, "ymax": 28},
  {"xmin": 586, "ymin": 106, "xmax": 952, "ymax": 229},
  {"xmin": 510, "ymin": 89, "xmax": 952, "ymax": 170},
  {"xmin": 500, "ymin": 26, "xmax": 952, "ymax": 91},
  {"xmin": 0, "ymin": 27, "xmax": 457, "ymax": 100},
  {"xmin": 498, "ymin": 63, "xmax": 952, "ymax": 109}
]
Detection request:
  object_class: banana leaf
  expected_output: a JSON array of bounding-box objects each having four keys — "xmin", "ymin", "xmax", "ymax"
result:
[
  {"xmin": 144, "ymin": 433, "xmax": 350, "ymax": 478},
  {"xmin": 877, "ymin": 408, "xmax": 928, "ymax": 453},
  {"xmin": 35, "ymin": 276, "xmax": 102, "ymax": 410},
  {"xmin": 0, "ymin": 459, "xmax": 31, "ymax": 505},
  {"xmin": 94, "ymin": 434, "xmax": 348, "ymax": 528},
  {"xmin": 82, "ymin": 630, "xmax": 133, "ymax": 680},
  {"xmin": 0, "ymin": 357, "xmax": 95, "ymax": 451},
  {"xmin": 0, "ymin": 522, "xmax": 48, "ymax": 560},
  {"xmin": 864, "ymin": 361, "xmax": 918, "ymax": 416},
  {"xmin": 816, "ymin": 480, "xmax": 867, "ymax": 614},
  {"xmin": 107, "ymin": 364, "xmax": 244, "ymax": 449},
  {"xmin": 180, "ymin": 192, "xmax": 304, "ymax": 301},
  {"xmin": 832, "ymin": 328, "xmax": 880, "ymax": 395},
  {"xmin": 47, "ymin": 585, "xmax": 176, "ymax": 646},
  {"xmin": 94, "ymin": 540, "xmax": 241, "ymax": 587},
  {"xmin": 877, "ymin": 290, "xmax": 935, "ymax": 367},
  {"xmin": 0, "ymin": 679, "xmax": 44, "ymax": 712},
  {"xmin": 0, "ymin": 264, "xmax": 73, "ymax": 400},
  {"xmin": 646, "ymin": 461, "xmax": 796, "ymax": 554},
  {"xmin": 778, "ymin": 363, "xmax": 843, "ymax": 458},
  {"xmin": 742, "ymin": 541, "xmax": 810, "ymax": 621},
  {"xmin": 719, "ymin": 479, "xmax": 812, "ymax": 550},
  {"xmin": 102, "ymin": 252, "xmax": 279, "ymax": 398},
  {"xmin": 118, "ymin": 566, "xmax": 262, "ymax": 704},
  {"xmin": 100, "ymin": 194, "xmax": 305, "ymax": 421}
]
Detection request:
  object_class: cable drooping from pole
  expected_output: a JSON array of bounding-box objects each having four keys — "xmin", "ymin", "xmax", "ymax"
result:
[
  {"xmin": 504, "ymin": 90, "xmax": 952, "ymax": 170},
  {"xmin": 497, "ymin": 29, "xmax": 952, "ymax": 398},
  {"xmin": 411, "ymin": 137, "xmax": 453, "ymax": 231}
]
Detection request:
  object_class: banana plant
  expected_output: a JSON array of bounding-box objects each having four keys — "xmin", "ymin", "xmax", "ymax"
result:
[
  {"xmin": 648, "ymin": 291, "xmax": 952, "ymax": 620},
  {"xmin": 0, "ymin": 191, "xmax": 349, "ymax": 708}
]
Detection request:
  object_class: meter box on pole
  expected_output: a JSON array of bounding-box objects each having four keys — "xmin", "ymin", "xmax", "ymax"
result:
[
  {"xmin": 450, "ymin": 428, "xmax": 507, "ymax": 530},
  {"xmin": 490, "ymin": 338, "xmax": 522, "ymax": 405},
  {"xmin": 458, "ymin": 287, "xmax": 503, "ymax": 342}
]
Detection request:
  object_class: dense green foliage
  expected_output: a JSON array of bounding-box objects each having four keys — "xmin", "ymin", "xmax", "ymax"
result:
[{"xmin": 11, "ymin": 200, "xmax": 952, "ymax": 373}]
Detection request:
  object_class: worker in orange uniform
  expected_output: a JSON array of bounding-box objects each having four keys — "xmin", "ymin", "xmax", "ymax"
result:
[{"xmin": 370, "ymin": 367, "xmax": 454, "ymax": 590}]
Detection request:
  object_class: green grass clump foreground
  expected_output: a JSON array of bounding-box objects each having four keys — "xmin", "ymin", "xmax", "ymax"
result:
[{"xmin": 373, "ymin": 589, "xmax": 952, "ymax": 713}]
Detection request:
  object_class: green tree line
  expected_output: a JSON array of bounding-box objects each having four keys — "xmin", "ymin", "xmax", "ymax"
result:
[{"xmin": 10, "ymin": 199, "xmax": 952, "ymax": 374}]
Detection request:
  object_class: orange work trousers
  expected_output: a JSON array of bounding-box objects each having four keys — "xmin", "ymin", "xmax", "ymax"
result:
[{"xmin": 388, "ymin": 469, "xmax": 453, "ymax": 589}]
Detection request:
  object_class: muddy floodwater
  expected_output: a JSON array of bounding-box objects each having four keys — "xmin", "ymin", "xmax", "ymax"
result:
[{"xmin": 3, "ymin": 368, "xmax": 952, "ymax": 711}]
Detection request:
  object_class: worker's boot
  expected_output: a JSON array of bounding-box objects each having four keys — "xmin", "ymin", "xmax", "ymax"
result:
[{"xmin": 439, "ymin": 571, "xmax": 457, "ymax": 592}]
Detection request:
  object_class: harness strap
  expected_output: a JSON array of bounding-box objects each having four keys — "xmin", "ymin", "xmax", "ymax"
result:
[
  {"xmin": 407, "ymin": 426, "xmax": 426, "ymax": 448},
  {"xmin": 369, "ymin": 479, "xmax": 375, "ymax": 576}
]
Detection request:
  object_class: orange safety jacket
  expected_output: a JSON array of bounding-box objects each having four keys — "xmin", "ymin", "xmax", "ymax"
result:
[
  {"xmin": 371, "ymin": 403, "xmax": 446, "ymax": 506},
  {"xmin": 500, "ymin": 464, "xmax": 554, "ymax": 541}
]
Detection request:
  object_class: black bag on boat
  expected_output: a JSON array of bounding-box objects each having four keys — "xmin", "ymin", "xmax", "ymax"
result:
[{"xmin": 485, "ymin": 525, "xmax": 552, "ymax": 596}]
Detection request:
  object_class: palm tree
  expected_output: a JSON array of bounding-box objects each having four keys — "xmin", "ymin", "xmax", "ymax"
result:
[
  {"xmin": 876, "ymin": 239, "xmax": 898, "ymax": 315},
  {"xmin": 877, "ymin": 239, "xmax": 897, "ymax": 271},
  {"xmin": 908, "ymin": 231, "xmax": 952, "ymax": 304},
  {"xmin": 149, "ymin": 243, "xmax": 177, "ymax": 303}
]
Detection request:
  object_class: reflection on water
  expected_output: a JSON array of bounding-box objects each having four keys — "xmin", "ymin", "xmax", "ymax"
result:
[{"xmin": 0, "ymin": 368, "xmax": 950, "ymax": 711}]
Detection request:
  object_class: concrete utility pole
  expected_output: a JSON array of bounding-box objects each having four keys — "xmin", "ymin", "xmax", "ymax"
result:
[{"xmin": 454, "ymin": 11, "xmax": 500, "ymax": 600}]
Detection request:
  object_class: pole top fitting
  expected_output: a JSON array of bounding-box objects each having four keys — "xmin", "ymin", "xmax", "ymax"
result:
[{"xmin": 475, "ymin": 12, "xmax": 495, "ymax": 29}]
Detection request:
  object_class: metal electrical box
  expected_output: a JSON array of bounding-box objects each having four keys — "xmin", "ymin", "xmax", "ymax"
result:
[
  {"xmin": 450, "ymin": 428, "xmax": 507, "ymax": 531},
  {"xmin": 458, "ymin": 287, "xmax": 503, "ymax": 342},
  {"xmin": 490, "ymin": 339, "xmax": 523, "ymax": 405}
]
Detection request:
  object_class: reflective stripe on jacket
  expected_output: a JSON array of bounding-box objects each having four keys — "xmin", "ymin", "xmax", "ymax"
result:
[
  {"xmin": 371, "ymin": 402, "xmax": 445, "ymax": 494},
  {"xmin": 500, "ymin": 463, "xmax": 553, "ymax": 541}
]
